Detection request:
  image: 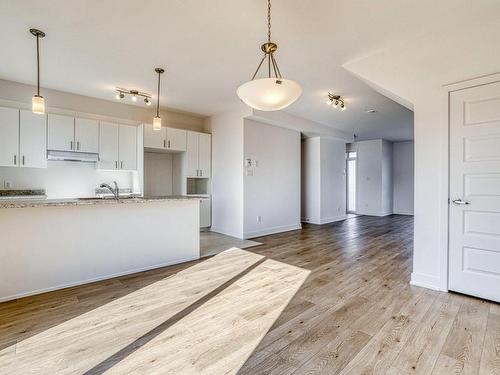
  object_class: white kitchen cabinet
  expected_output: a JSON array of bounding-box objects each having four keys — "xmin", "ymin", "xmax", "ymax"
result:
[
  {"xmin": 186, "ymin": 131, "xmax": 211, "ymax": 178},
  {"xmin": 118, "ymin": 124, "xmax": 137, "ymax": 171},
  {"xmin": 98, "ymin": 122, "xmax": 137, "ymax": 171},
  {"xmin": 144, "ymin": 124, "xmax": 167, "ymax": 149},
  {"xmin": 98, "ymin": 122, "xmax": 119, "ymax": 170},
  {"xmin": 198, "ymin": 133, "xmax": 211, "ymax": 178},
  {"xmin": 0, "ymin": 107, "xmax": 20, "ymax": 167},
  {"xmin": 143, "ymin": 125, "xmax": 186, "ymax": 152},
  {"xmin": 19, "ymin": 110, "xmax": 47, "ymax": 168},
  {"xmin": 75, "ymin": 118, "xmax": 99, "ymax": 153},
  {"xmin": 200, "ymin": 198, "xmax": 211, "ymax": 228},
  {"xmin": 167, "ymin": 128, "xmax": 187, "ymax": 151},
  {"xmin": 48, "ymin": 114, "xmax": 74, "ymax": 151}
]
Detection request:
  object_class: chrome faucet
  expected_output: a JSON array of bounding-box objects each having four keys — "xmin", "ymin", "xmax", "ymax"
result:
[{"xmin": 99, "ymin": 181, "xmax": 120, "ymax": 199}]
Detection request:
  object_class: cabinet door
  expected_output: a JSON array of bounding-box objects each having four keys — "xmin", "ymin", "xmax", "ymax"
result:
[
  {"xmin": 98, "ymin": 122, "xmax": 119, "ymax": 170},
  {"xmin": 118, "ymin": 124, "xmax": 137, "ymax": 171},
  {"xmin": 48, "ymin": 114, "xmax": 75, "ymax": 151},
  {"xmin": 198, "ymin": 133, "xmax": 211, "ymax": 178},
  {"xmin": 19, "ymin": 110, "xmax": 47, "ymax": 169},
  {"xmin": 200, "ymin": 199, "xmax": 211, "ymax": 228},
  {"xmin": 166, "ymin": 128, "xmax": 187, "ymax": 151},
  {"xmin": 75, "ymin": 118, "xmax": 99, "ymax": 153},
  {"xmin": 186, "ymin": 131, "xmax": 199, "ymax": 177},
  {"xmin": 0, "ymin": 107, "xmax": 19, "ymax": 167},
  {"xmin": 144, "ymin": 124, "xmax": 167, "ymax": 149}
]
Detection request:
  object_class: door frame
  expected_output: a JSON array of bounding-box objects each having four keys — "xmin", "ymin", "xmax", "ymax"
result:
[
  {"xmin": 442, "ymin": 72, "xmax": 500, "ymax": 293},
  {"xmin": 345, "ymin": 150, "xmax": 357, "ymax": 214}
]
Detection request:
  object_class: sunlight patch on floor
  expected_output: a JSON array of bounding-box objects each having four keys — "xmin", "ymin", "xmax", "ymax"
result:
[{"xmin": 0, "ymin": 248, "xmax": 309, "ymax": 375}]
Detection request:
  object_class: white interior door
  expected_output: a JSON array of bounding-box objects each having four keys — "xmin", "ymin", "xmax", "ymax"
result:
[{"xmin": 449, "ymin": 80, "xmax": 500, "ymax": 303}]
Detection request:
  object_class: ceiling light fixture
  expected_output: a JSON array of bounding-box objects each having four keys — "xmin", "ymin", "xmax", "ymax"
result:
[
  {"xmin": 236, "ymin": 0, "xmax": 302, "ymax": 111},
  {"xmin": 114, "ymin": 88, "xmax": 151, "ymax": 105},
  {"xmin": 327, "ymin": 93, "xmax": 346, "ymax": 111},
  {"xmin": 153, "ymin": 68, "xmax": 164, "ymax": 131},
  {"xmin": 30, "ymin": 28, "xmax": 46, "ymax": 114},
  {"xmin": 144, "ymin": 97, "xmax": 151, "ymax": 106}
]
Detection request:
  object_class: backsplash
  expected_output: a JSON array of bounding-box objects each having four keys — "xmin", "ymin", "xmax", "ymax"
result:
[{"xmin": 0, "ymin": 161, "xmax": 140, "ymax": 199}]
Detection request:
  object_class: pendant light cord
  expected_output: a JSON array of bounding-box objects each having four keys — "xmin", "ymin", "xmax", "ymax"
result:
[
  {"xmin": 36, "ymin": 35, "xmax": 40, "ymax": 96},
  {"xmin": 156, "ymin": 70, "xmax": 161, "ymax": 117}
]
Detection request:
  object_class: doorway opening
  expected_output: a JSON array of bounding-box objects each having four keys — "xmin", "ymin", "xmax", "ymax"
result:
[{"xmin": 346, "ymin": 151, "xmax": 357, "ymax": 214}]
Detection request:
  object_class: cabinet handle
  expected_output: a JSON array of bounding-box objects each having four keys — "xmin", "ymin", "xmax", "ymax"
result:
[
  {"xmin": 115, "ymin": 161, "xmax": 118, "ymax": 169},
  {"xmin": 200, "ymin": 169, "xmax": 202, "ymax": 177},
  {"xmin": 70, "ymin": 141, "xmax": 73, "ymax": 150},
  {"xmin": 22, "ymin": 156, "xmax": 25, "ymax": 165},
  {"xmin": 163, "ymin": 140, "xmax": 166, "ymax": 148},
  {"xmin": 121, "ymin": 161, "xmax": 123, "ymax": 169},
  {"xmin": 168, "ymin": 140, "xmax": 171, "ymax": 148},
  {"xmin": 77, "ymin": 141, "xmax": 80, "ymax": 151},
  {"xmin": 13, "ymin": 155, "xmax": 17, "ymax": 165}
]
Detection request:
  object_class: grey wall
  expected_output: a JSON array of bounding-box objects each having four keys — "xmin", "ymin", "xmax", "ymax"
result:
[{"xmin": 393, "ymin": 141, "xmax": 414, "ymax": 215}]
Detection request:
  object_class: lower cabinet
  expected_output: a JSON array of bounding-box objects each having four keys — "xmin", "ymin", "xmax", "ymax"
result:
[{"xmin": 200, "ymin": 198, "xmax": 211, "ymax": 228}]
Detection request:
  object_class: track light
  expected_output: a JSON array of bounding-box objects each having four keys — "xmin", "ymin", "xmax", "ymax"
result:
[
  {"xmin": 326, "ymin": 93, "xmax": 346, "ymax": 111},
  {"xmin": 114, "ymin": 88, "xmax": 151, "ymax": 105}
]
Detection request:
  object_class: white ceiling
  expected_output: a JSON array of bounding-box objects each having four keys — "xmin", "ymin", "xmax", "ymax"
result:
[{"xmin": 0, "ymin": 0, "xmax": 495, "ymax": 141}]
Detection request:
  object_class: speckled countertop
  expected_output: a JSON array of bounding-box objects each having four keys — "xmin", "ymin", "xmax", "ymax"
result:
[{"xmin": 0, "ymin": 195, "xmax": 201, "ymax": 209}]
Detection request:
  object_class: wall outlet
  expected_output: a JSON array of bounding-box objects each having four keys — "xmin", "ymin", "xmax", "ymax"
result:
[{"xmin": 257, "ymin": 215, "xmax": 262, "ymax": 223}]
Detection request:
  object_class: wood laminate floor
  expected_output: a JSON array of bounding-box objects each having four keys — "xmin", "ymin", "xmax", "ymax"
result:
[{"xmin": 0, "ymin": 215, "xmax": 499, "ymax": 374}]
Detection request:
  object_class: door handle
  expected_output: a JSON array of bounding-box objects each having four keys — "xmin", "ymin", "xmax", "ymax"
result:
[{"xmin": 452, "ymin": 199, "xmax": 470, "ymax": 205}]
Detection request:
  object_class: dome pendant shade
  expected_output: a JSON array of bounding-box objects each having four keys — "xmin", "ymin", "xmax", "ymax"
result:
[{"xmin": 237, "ymin": 78, "xmax": 302, "ymax": 111}]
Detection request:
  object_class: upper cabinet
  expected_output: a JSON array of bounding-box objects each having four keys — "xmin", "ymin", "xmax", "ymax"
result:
[
  {"xmin": 143, "ymin": 125, "xmax": 187, "ymax": 152},
  {"xmin": 75, "ymin": 118, "xmax": 99, "ymax": 153},
  {"xmin": 186, "ymin": 131, "xmax": 211, "ymax": 178},
  {"xmin": 98, "ymin": 122, "xmax": 137, "ymax": 171},
  {"xmin": 0, "ymin": 107, "xmax": 20, "ymax": 167},
  {"xmin": 48, "ymin": 114, "xmax": 98, "ymax": 153},
  {"xmin": 19, "ymin": 110, "xmax": 47, "ymax": 168},
  {"xmin": 0, "ymin": 107, "xmax": 46, "ymax": 169}
]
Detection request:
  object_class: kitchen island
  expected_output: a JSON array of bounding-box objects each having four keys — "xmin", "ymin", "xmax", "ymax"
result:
[{"xmin": 0, "ymin": 196, "xmax": 200, "ymax": 302}]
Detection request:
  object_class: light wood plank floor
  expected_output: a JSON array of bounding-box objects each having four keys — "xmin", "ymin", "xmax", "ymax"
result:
[{"xmin": 0, "ymin": 215, "xmax": 499, "ymax": 374}]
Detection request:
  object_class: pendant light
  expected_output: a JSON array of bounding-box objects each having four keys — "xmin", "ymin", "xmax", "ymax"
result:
[
  {"xmin": 153, "ymin": 68, "xmax": 164, "ymax": 131},
  {"xmin": 30, "ymin": 29, "xmax": 46, "ymax": 114},
  {"xmin": 236, "ymin": 0, "xmax": 302, "ymax": 111}
]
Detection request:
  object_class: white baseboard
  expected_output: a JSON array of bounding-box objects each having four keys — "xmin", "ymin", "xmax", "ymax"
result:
[
  {"xmin": 356, "ymin": 210, "xmax": 393, "ymax": 217},
  {"xmin": 302, "ymin": 215, "xmax": 347, "ymax": 225},
  {"xmin": 410, "ymin": 272, "xmax": 445, "ymax": 291},
  {"xmin": 393, "ymin": 210, "xmax": 414, "ymax": 216},
  {"xmin": 209, "ymin": 227, "xmax": 244, "ymax": 239},
  {"xmin": 244, "ymin": 223, "xmax": 302, "ymax": 239},
  {"xmin": 0, "ymin": 256, "xmax": 200, "ymax": 303}
]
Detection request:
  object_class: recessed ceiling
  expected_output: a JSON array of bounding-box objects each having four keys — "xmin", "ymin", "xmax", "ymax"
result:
[{"xmin": 0, "ymin": 0, "xmax": 494, "ymax": 141}]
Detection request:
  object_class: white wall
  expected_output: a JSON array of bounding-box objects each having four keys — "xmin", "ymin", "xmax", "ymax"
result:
[
  {"xmin": 0, "ymin": 162, "xmax": 137, "ymax": 199},
  {"xmin": 302, "ymin": 137, "xmax": 347, "ymax": 224},
  {"xmin": 301, "ymin": 138, "xmax": 321, "ymax": 223},
  {"xmin": 209, "ymin": 110, "xmax": 245, "ymax": 238},
  {"xmin": 320, "ymin": 138, "xmax": 347, "ymax": 222},
  {"xmin": 243, "ymin": 119, "xmax": 301, "ymax": 238},
  {"xmin": 343, "ymin": 13, "xmax": 500, "ymax": 291},
  {"xmin": 144, "ymin": 152, "xmax": 173, "ymax": 197},
  {"xmin": 356, "ymin": 139, "xmax": 393, "ymax": 216},
  {"xmin": 393, "ymin": 141, "xmax": 414, "ymax": 215}
]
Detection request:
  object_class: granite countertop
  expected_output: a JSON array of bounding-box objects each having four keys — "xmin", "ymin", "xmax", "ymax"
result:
[{"xmin": 0, "ymin": 195, "xmax": 201, "ymax": 209}]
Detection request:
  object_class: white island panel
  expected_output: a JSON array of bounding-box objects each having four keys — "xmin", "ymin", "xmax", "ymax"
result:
[{"xmin": 0, "ymin": 199, "xmax": 199, "ymax": 301}]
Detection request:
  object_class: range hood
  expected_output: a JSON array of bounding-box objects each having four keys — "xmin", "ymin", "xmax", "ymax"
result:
[{"xmin": 47, "ymin": 150, "xmax": 99, "ymax": 163}]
